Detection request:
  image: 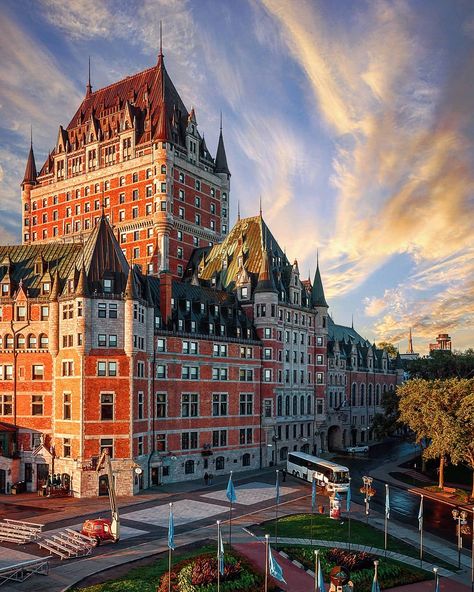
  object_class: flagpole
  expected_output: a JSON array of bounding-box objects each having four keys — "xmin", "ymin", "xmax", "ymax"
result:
[
  {"xmin": 433, "ymin": 566, "xmax": 439, "ymax": 592},
  {"xmin": 419, "ymin": 494, "xmax": 424, "ymax": 567},
  {"xmin": 168, "ymin": 502, "xmax": 173, "ymax": 592},
  {"xmin": 275, "ymin": 470, "xmax": 279, "ymax": 549},
  {"xmin": 217, "ymin": 520, "xmax": 221, "ymax": 592},
  {"xmin": 229, "ymin": 471, "xmax": 233, "ymax": 547},
  {"xmin": 314, "ymin": 549, "xmax": 318, "ymax": 592},
  {"xmin": 384, "ymin": 484, "xmax": 389, "ymax": 555},
  {"xmin": 265, "ymin": 534, "xmax": 269, "ymax": 592},
  {"xmin": 348, "ymin": 477, "xmax": 352, "ymax": 552}
]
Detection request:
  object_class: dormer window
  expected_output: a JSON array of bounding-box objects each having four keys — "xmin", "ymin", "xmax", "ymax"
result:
[
  {"xmin": 16, "ymin": 306, "xmax": 26, "ymax": 321},
  {"xmin": 1, "ymin": 283, "xmax": 9, "ymax": 295},
  {"xmin": 241, "ymin": 286, "xmax": 248, "ymax": 299},
  {"xmin": 103, "ymin": 278, "xmax": 114, "ymax": 293},
  {"xmin": 42, "ymin": 282, "xmax": 50, "ymax": 294}
]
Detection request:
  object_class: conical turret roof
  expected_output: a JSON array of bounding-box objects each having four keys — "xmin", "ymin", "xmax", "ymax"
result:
[
  {"xmin": 22, "ymin": 144, "xmax": 37, "ymax": 187},
  {"xmin": 255, "ymin": 249, "xmax": 277, "ymax": 293},
  {"xmin": 215, "ymin": 128, "xmax": 230, "ymax": 176},
  {"xmin": 311, "ymin": 262, "xmax": 328, "ymax": 308}
]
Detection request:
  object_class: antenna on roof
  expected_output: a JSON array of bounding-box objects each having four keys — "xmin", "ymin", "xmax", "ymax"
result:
[{"xmin": 86, "ymin": 56, "xmax": 92, "ymax": 96}]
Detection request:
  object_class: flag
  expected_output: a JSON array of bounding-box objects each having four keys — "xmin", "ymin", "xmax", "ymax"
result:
[
  {"xmin": 334, "ymin": 491, "xmax": 341, "ymax": 501},
  {"xmin": 418, "ymin": 496, "xmax": 423, "ymax": 531},
  {"xmin": 385, "ymin": 485, "xmax": 390, "ymax": 519},
  {"xmin": 226, "ymin": 472, "xmax": 237, "ymax": 504},
  {"xmin": 218, "ymin": 524, "xmax": 225, "ymax": 575},
  {"xmin": 268, "ymin": 543, "xmax": 286, "ymax": 583},
  {"xmin": 317, "ymin": 553, "xmax": 325, "ymax": 591},
  {"xmin": 275, "ymin": 471, "xmax": 280, "ymax": 505},
  {"xmin": 168, "ymin": 505, "xmax": 175, "ymax": 550},
  {"xmin": 312, "ymin": 477, "xmax": 317, "ymax": 512},
  {"xmin": 346, "ymin": 483, "xmax": 352, "ymax": 512}
]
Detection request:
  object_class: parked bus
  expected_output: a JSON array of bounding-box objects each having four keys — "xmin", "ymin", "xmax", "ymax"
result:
[{"xmin": 286, "ymin": 452, "xmax": 350, "ymax": 492}]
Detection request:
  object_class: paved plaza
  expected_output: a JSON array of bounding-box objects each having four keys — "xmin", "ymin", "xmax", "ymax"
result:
[
  {"xmin": 201, "ymin": 481, "xmax": 297, "ymax": 505},
  {"xmin": 122, "ymin": 498, "xmax": 228, "ymax": 527},
  {"xmin": 0, "ymin": 547, "xmax": 42, "ymax": 569}
]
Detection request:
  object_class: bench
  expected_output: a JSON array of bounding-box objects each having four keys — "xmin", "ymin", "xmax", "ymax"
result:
[{"xmin": 37, "ymin": 540, "xmax": 69, "ymax": 561}]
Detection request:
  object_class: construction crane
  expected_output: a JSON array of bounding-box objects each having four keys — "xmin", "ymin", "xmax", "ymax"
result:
[{"xmin": 81, "ymin": 449, "xmax": 120, "ymax": 544}]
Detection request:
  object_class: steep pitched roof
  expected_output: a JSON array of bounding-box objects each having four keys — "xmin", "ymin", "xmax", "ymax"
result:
[
  {"xmin": 255, "ymin": 249, "xmax": 277, "ymax": 293},
  {"xmin": 21, "ymin": 144, "xmax": 37, "ymax": 187},
  {"xmin": 311, "ymin": 263, "xmax": 328, "ymax": 308},
  {"xmin": 214, "ymin": 128, "xmax": 230, "ymax": 176},
  {"xmin": 327, "ymin": 316, "xmax": 370, "ymax": 346}
]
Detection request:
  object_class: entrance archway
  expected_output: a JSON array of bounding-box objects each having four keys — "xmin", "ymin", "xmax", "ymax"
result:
[{"xmin": 327, "ymin": 425, "xmax": 343, "ymax": 451}]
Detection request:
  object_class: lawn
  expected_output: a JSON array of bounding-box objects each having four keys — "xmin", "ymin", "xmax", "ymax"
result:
[{"xmin": 256, "ymin": 513, "xmax": 457, "ymax": 570}]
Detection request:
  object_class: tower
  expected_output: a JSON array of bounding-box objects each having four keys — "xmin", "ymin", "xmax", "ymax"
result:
[{"xmin": 21, "ymin": 132, "xmax": 37, "ymax": 243}]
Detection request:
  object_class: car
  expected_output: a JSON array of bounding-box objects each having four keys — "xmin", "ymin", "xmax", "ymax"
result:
[{"xmin": 346, "ymin": 446, "xmax": 369, "ymax": 454}]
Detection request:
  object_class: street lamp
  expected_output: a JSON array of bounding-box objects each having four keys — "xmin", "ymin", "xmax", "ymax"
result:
[
  {"xmin": 361, "ymin": 476, "xmax": 375, "ymax": 523},
  {"xmin": 452, "ymin": 508, "xmax": 468, "ymax": 569}
]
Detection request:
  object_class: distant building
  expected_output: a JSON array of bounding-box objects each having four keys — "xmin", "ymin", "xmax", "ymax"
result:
[{"xmin": 429, "ymin": 333, "xmax": 452, "ymax": 353}]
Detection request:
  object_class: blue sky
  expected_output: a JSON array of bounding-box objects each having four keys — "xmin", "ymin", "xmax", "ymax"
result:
[{"xmin": 0, "ymin": 0, "xmax": 473, "ymax": 353}]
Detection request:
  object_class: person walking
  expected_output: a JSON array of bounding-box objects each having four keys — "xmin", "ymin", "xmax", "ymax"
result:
[
  {"xmin": 282, "ymin": 468, "xmax": 287, "ymax": 482},
  {"xmin": 204, "ymin": 472, "xmax": 209, "ymax": 486}
]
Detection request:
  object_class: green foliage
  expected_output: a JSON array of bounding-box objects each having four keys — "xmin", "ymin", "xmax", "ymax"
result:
[
  {"xmin": 372, "ymin": 387, "xmax": 401, "ymax": 438},
  {"xmin": 407, "ymin": 349, "xmax": 474, "ymax": 379},
  {"xmin": 377, "ymin": 342, "xmax": 398, "ymax": 359}
]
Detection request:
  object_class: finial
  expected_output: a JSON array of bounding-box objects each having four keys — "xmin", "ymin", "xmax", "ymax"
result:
[
  {"xmin": 159, "ymin": 21, "xmax": 163, "ymax": 57},
  {"xmin": 220, "ymin": 111, "xmax": 223, "ymax": 133},
  {"xmin": 30, "ymin": 125, "xmax": 33, "ymax": 148},
  {"xmin": 86, "ymin": 57, "xmax": 92, "ymax": 95},
  {"xmin": 259, "ymin": 195, "xmax": 262, "ymax": 217},
  {"xmin": 237, "ymin": 200, "xmax": 240, "ymax": 221},
  {"xmin": 351, "ymin": 314, "xmax": 354, "ymax": 329},
  {"xmin": 316, "ymin": 249, "xmax": 319, "ymax": 268}
]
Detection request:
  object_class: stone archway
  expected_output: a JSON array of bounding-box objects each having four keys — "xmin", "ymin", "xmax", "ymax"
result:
[{"xmin": 327, "ymin": 425, "xmax": 343, "ymax": 451}]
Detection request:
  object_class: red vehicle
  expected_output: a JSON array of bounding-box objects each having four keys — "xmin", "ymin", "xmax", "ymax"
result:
[{"xmin": 81, "ymin": 450, "xmax": 120, "ymax": 545}]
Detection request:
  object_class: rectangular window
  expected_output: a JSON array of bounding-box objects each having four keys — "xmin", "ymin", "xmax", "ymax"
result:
[
  {"xmin": 156, "ymin": 433, "xmax": 166, "ymax": 452},
  {"xmin": 98, "ymin": 303, "xmax": 107, "ymax": 318},
  {"xmin": 182, "ymin": 366, "xmax": 199, "ymax": 380},
  {"xmin": 181, "ymin": 393, "xmax": 198, "ymax": 417},
  {"xmin": 138, "ymin": 392, "xmax": 144, "ymax": 419},
  {"xmin": 239, "ymin": 368, "xmax": 253, "ymax": 381},
  {"xmin": 182, "ymin": 341, "xmax": 198, "ymax": 354},
  {"xmin": 239, "ymin": 428, "xmax": 253, "ymax": 445},
  {"xmin": 98, "ymin": 334, "xmax": 107, "ymax": 347},
  {"xmin": 32, "ymin": 395, "xmax": 43, "ymax": 415},
  {"xmin": 213, "ymin": 430, "xmax": 227, "ymax": 447},
  {"xmin": 63, "ymin": 438, "xmax": 71, "ymax": 458},
  {"xmin": 264, "ymin": 348, "xmax": 272, "ymax": 360},
  {"xmin": 212, "ymin": 393, "xmax": 228, "ymax": 416},
  {"xmin": 239, "ymin": 393, "xmax": 253, "ymax": 415},
  {"xmin": 32, "ymin": 365, "xmax": 44, "ymax": 380},
  {"xmin": 63, "ymin": 392, "xmax": 71, "ymax": 420},
  {"xmin": 181, "ymin": 432, "xmax": 198, "ymax": 450},
  {"xmin": 156, "ymin": 338, "xmax": 166, "ymax": 352},
  {"xmin": 0, "ymin": 394, "xmax": 12, "ymax": 415},
  {"xmin": 100, "ymin": 393, "xmax": 114, "ymax": 420},
  {"xmin": 156, "ymin": 364, "xmax": 166, "ymax": 378},
  {"xmin": 100, "ymin": 438, "xmax": 114, "ymax": 457},
  {"xmin": 156, "ymin": 393, "xmax": 167, "ymax": 418},
  {"xmin": 317, "ymin": 354, "xmax": 324, "ymax": 365},
  {"xmin": 264, "ymin": 369, "xmax": 272, "ymax": 382}
]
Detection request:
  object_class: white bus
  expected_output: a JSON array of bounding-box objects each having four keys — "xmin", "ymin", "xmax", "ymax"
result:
[{"xmin": 287, "ymin": 452, "xmax": 350, "ymax": 493}]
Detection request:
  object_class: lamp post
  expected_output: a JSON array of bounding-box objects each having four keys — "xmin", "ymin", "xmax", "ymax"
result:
[
  {"xmin": 452, "ymin": 508, "xmax": 468, "ymax": 569},
  {"xmin": 362, "ymin": 475, "xmax": 374, "ymax": 524}
]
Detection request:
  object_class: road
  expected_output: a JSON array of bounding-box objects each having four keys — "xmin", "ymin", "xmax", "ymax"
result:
[{"xmin": 333, "ymin": 440, "xmax": 474, "ymax": 551}]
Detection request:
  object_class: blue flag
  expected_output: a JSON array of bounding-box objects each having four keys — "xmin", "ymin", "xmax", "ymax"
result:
[
  {"xmin": 334, "ymin": 491, "xmax": 341, "ymax": 501},
  {"xmin": 218, "ymin": 525, "xmax": 225, "ymax": 575},
  {"xmin": 168, "ymin": 505, "xmax": 175, "ymax": 550},
  {"xmin": 275, "ymin": 471, "xmax": 280, "ymax": 505},
  {"xmin": 312, "ymin": 478, "xmax": 317, "ymax": 512},
  {"xmin": 346, "ymin": 483, "xmax": 352, "ymax": 512},
  {"xmin": 385, "ymin": 485, "xmax": 390, "ymax": 519},
  {"xmin": 268, "ymin": 543, "xmax": 286, "ymax": 583},
  {"xmin": 317, "ymin": 553, "xmax": 325, "ymax": 591},
  {"xmin": 226, "ymin": 472, "xmax": 237, "ymax": 504},
  {"xmin": 418, "ymin": 496, "xmax": 423, "ymax": 531}
]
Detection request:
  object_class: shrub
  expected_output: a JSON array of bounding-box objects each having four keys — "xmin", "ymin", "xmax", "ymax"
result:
[{"xmin": 326, "ymin": 548, "xmax": 374, "ymax": 571}]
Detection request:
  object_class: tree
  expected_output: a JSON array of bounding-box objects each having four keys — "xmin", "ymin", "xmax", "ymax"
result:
[
  {"xmin": 372, "ymin": 388, "xmax": 400, "ymax": 439},
  {"xmin": 377, "ymin": 341, "xmax": 398, "ymax": 359},
  {"xmin": 456, "ymin": 386, "xmax": 474, "ymax": 499},
  {"xmin": 398, "ymin": 378, "xmax": 467, "ymax": 489},
  {"xmin": 407, "ymin": 349, "xmax": 474, "ymax": 379}
]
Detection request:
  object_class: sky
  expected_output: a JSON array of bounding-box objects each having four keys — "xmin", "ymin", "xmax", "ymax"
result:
[{"xmin": 0, "ymin": 0, "xmax": 473, "ymax": 354}]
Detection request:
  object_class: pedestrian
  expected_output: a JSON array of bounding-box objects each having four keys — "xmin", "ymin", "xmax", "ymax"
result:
[
  {"xmin": 209, "ymin": 473, "xmax": 213, "ymax": 485},
  {"xmin": 282, "ymin": 468, "xmax": 287, "ymax": 482},
  {"xmin": 204, "ymin": 472, "xmax": 209, "ymax": 486}
]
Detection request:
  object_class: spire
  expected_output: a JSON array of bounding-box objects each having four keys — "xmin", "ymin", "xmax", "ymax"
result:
[
  {"xmin": 408, "ymin": 327, "xmax": 414, "ymax": 354},
  {"xmin": 259, "ymin": 196, "xmax": 262, "ymax": 217},
  {"xmin": 311, "ymin": 256, "xmax": 328, "ymax": 308},
  {"xmin": 255, "ymin": 249, "xmax": 277, "ymax": 294},
  {"xmin": 155, "ymin": 40, "xmax": 170, "ymax": 142},
  {"xmin": 237, "ymin": 200, "xmax": 241, "ymax": 221},
  {"xmin": 214, "ymin": 113, "xmax": 230, "ymax": 176},
  {"xmin": 49, "ymin": 268, "xmax": 61, "ymax": 301},
  {"xmin": 124, "ymin": 265, "xmax": 137, "ymax": 300},
  {"xmin": 86, "ymin": 56, "xmax": 92, "ymax": 96},
  {"xmin": 21, "ymin": 129, "xmax": 37, "ymax": 187},
  {"xmin": 76, "ymin": 263, "xmax": 89, "ymax": 297},
  {"xmin": 158, "ymin": 20, "xmax": 163, "ymax": 63}
]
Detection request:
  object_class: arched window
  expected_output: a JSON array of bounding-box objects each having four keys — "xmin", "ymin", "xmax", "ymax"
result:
[
  {"xmin": 184, "ymin": 460, "xmax": 194, "ymax": 475},
  {"xmin": 277, "ymin": 395, "xmax": 282, "ymax": 417},
  {"xmin": 16, "ymin": 334, "xmax": 25, "ymax": 349},
  {"xmin": 301, "ymin": 443, "xmax": 310, "ymax": 454},
  {"xmin": 360, "ymin": 383, "xmax": 365, "ymax": 407},
  {"xmin": 292, "ymin": 396, "xmax": 298, "ymax": 415},
  {"xmin": 375, "ymin": 384, "xmax": 381, "ymax": 405},
  {"xmin": 383, "ymin": 384, "xmax": 387, "ymax": 394},
  {"xmin": 39, "ymin": 334, "xmax": 49, "ymax": 349},
  {"xmin": 368, "ymin": 384, "xmax": 373, "ymax": 406},
  {"xmin": 307, "ymin": 395, "xmax": 312, "ymax": 415},
  {"xmin": 215, "ymin": 456, "xmax": 225, "ymax": 470},
  {"xmin": 389, "ymin": 384, "xmax": 394, "ymax": 392},
  {"xmin": 300, "ymin": 395, "xmax": 305, "ymax": 415},
  {"xmin": 242, "ymin": 453, "xmax": 250, "ymax": 467},
  {"xmin": 5, "ymin": 334, "xmax": 13, "ymax": 349},
  {"xmin": 285, "ymin": 396, "xmax": 290, "ymax": 416},
  {"xmin": 329, "ymin": 392, "xmax": 333, "ymax": 408},
  {"xmin": 329, "ymin": 375, "xmax": 333, "ymax": 386},
  {"xmin": 351, "ymin": 383, "xmax": 357, "ymax": 406},
  {"xmin": 161, "ymin": 164, "xmax": 167, "ymax": 174},
  {"xmin": 280, "ymin": 447, "xmax": 288, "ymax": 461},
  {"xmin": 28, "ymin": 334, "xmax": 37, "ymax": 349}
]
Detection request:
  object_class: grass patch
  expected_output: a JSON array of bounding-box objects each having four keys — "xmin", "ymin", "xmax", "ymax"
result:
[
  {"xmin": 424, "ymin": 486, "xmax": 471, "ymax": 504},
  {"xmin": 282, "ymin": 546, "xmax": 430, "ymax": 592},
  {"xmin": 256, "ymin": 514, "xmax": 456, "ymax": 570},
  {"xmin": 71, "ymin": 545, "xmax": 216, "ymax": 592}
]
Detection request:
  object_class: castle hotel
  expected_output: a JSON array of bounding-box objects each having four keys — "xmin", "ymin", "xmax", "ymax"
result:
[{"xmin": 0, "ymin": 50, "xmax": 399, "ymax": 496}]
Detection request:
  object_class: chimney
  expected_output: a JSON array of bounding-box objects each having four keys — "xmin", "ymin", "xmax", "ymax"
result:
[{"xmin": 159, "ymin": 270, "xmax": 173, "ymax": 327}]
